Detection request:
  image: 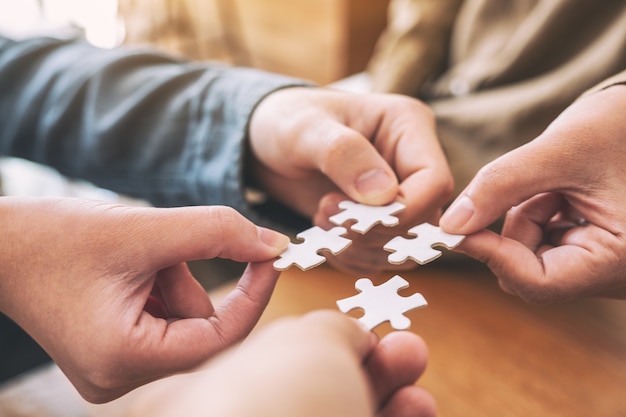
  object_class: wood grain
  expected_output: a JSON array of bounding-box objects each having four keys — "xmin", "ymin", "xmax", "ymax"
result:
[{"xmin": 256, "ymin": 260, "xmax": 626, "ymax": 417}]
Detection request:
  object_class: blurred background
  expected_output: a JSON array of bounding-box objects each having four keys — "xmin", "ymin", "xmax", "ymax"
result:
[{"xmin": 0, "ymin": 0, "xmax": 390, "ymax": 84}]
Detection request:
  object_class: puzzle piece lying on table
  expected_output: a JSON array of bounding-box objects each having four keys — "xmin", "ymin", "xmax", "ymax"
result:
[
  {"xmin": 336, "ymin": 275, "xmax": 427, "ymax": 330},
  {"xmin": 273, "ymin": 226, "xmax": 352, "ymax": 271},
  {"xmin": 329, "ymin": 200, "xmax": 406, "ymax": 234},
  {"xmin": 384, "ymin": 222, "xmax": 465, "ymax": 265}
]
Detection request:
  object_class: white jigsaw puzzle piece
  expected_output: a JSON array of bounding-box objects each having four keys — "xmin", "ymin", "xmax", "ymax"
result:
[
  {"xmin": 336, "ymin": 275, "xmax": 427, "ymax": 330},
  {"xmin": 329, "ymin": 200, "xmax": 406, "ymax": 234},
  {"xmin": 273, "ymin": 226, "xmax": 352, "ymax": 271},
  {"xmin": 384, "ymin": 222, "xmax": 464, "ymax": 265}
]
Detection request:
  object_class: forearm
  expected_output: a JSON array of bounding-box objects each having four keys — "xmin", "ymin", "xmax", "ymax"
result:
[{"xmin": 0, "ymin": 36, "xmax": 309, "ymax": 215}]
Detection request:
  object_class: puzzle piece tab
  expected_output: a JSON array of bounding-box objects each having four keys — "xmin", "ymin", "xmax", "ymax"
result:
[
  {"xmin": 273, "ymin": 226, "xmax": 352, "ymax": 271},
  {"xmin": 336, "ymin": 275, "xmax": 427, "ymax": 330},
  {"xmin": 384, "ymin": 222, "xmax": 464, "ymax": 265},
  {"xmin": 329, "ymin": 200, "xmax": 406, "ymax": 234}
]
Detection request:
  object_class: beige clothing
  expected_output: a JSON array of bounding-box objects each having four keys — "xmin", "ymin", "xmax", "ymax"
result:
[
  {"xmin": 368, "ymin": 0, "xmax": 626, "ymax": 194},
  {"xmin": 367, "ymin": 0, "xmax": 464, "ymax": 96},
  {"xmin": 119, "ymin": 0, "xmax": 247, "ymax": 64}
]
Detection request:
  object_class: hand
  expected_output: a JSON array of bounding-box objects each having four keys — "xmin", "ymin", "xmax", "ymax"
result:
[
  {"xmin": 440, "ymin": 85, "xmax": 626, "ymax": 302},
  {"xmin": 127, "ymin": 311, "xmax": 435, "ymax": 417},
  {"xmin": 0, "ymin": 197, "xmax": 289, "ymax": 403},
  {"xmin": 249, "ymin": 87, "xmax": 453, "ymax": 273}
]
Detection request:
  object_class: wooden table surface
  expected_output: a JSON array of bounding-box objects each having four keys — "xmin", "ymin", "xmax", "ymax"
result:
[{"xmin": 253, "ymin": 259, "xmax": 626, "ymax": 417}]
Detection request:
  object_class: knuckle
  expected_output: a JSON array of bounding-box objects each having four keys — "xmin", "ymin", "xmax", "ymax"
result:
[
  {"xmin": 387, "ymin": 94, "xmax": 433, "ymax": 113},
  {"xmin": 393, "ymin": 95, "xmax": 435, "ymax": 123},
  {"xmin": 498, "ymin": 275, "xmax": 558, "ymax": 304},
  {"xmin": 474, "ymin": 161, "xmax": 506, "ymax": 186},
  {"xmin": 320, "ymin": 130, "xmax": 363, "ymax": 171},
  {"xmin": 410, "ymin": 98, "xmax": 435, "ymax": 120},
  {"xmin": 436, "ymin": 173, "xmax": 455, "ymax": 202},
  {"xmin": 324, "ymin": 130, "xmax": 362, "ymax": 156},
  {"xmin": 210, "ymin": 206, "xmax": 247, "ymax": 234},
  {"xmin": 78, "ymin": 367, "xmax": 124, "ymax": 403}
]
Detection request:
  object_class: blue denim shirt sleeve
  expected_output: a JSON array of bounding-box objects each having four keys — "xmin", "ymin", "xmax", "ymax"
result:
[{"xmin": 0, "ymin": 35, "xmax": 312, "ymax": 225}]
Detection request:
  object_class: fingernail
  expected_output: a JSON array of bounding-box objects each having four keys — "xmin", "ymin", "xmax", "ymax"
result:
[
  {"xmin": 355, "ymin": 169, "xmax": 394, "ymax": 200},
  {"xmin": 440, "ymin": 195, "xmax": 474, "ymax": 232},
  {"xmin": 258, "ymin": 227, "xmax": 291, "ymax": 252}
]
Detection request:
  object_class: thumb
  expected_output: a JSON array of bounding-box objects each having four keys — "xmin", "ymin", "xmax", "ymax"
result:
[
  {"xmin": 440, "ymin": 141, "xmax": 565, "ymax": 234},
  {"xmin": 133, "ymin": 206, "xmax": 291, "ymax": 269},
  {"xmin": 298, "ymin": 310, "xmax": 376, "ymax": 359},
  {"xmin": 320, "ymin": 124, "xmax": 399, "ymax": 205}
]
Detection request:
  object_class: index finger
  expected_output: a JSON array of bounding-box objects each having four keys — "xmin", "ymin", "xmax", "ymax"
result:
[
  {"xmin": 457, "ymin": 228, "xmax": 619, "ymax": 303},
  {"xmin": 375, "ymin": 99, "xmax": 453, "ymax": 222}
]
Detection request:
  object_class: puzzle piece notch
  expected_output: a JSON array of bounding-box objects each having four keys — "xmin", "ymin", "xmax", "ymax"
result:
[
  {"xmin": 384, "ymin": 222, "xmax": 464, "ymax": 265},
  {"xmin": 329, "ymin": 200, "xmax": 406, "ymax": 234},
  {"xmin": 336, "ymin": 275, "xmax": 427, "ymax": 330},
  {"xmin": 273, "ymin": 226, "xmax": 352, "ymax": 271}
]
